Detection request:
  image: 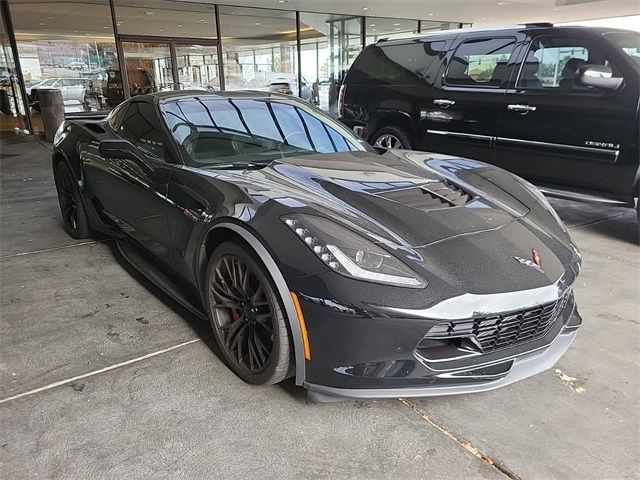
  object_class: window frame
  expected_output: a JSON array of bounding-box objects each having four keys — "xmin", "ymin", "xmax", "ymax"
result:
[
  {"xmin": 114, "ymin": 99, "xmax": 168, "ymax": 161},
  {"xmin": 444, "ymin": 36, "xmax": 518, "ymax": 89}
]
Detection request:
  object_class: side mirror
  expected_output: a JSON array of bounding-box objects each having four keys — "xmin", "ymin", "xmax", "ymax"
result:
[
  {"xmin": 576, "ymin": 65, "xmax": 623, "ymax": 91},
  {"xmin": 98, "ymin": 139, "xmax": 154, "ymax": 172}
]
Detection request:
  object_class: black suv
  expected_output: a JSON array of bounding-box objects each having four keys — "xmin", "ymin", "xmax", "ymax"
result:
[{"xmin": 339, "ymin": 25, "xmax": 639, "ymax": 213}]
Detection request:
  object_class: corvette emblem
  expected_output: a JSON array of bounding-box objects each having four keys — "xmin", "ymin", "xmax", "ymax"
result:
[{"xmin": 514, "ymin": 250, "xmax": 544, "ymax": 273}]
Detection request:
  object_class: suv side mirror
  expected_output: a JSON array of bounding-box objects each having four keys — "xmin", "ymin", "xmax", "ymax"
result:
[
  {"xmin": 98, "ymin": 139, "xmax": 154, "ymax": 172},
  {"xmin": 576, "ymin": 65, "xmax": 623, "ymax": 91}
]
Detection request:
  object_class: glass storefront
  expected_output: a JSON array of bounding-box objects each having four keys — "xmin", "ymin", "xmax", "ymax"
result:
[
  {"xmin": 1, "ymin": 1, "xmax": 464, "ymax": 135},
  {"xmin": 299, "ymin": 14, "xmax": 363, "ymax": 115},
  {"xmin": 0, "ymin": 4, "xmax": 27, "ymax": 133},
  {"xmin": 218, "ymin": 6, "xmax": 298, "ymax": 95},
  {"xmin": 8, "ymin": 0, "xmax": 120, "ymax": 134}
]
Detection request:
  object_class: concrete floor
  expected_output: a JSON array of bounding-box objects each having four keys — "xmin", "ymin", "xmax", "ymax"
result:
[{"xmin": 0, "ymin": 134, "xmax": 638, "ymax": 479}]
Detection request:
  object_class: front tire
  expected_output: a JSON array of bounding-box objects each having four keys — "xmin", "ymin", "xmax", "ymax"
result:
[
  {"xmin": 54, "ymin": 162, "xmax": 91, "ymax": 239},
  {"xmin": 371, "ymin": 126, "xmax": 413, "ymax": 150},
  {"xmin": 205, "ymin": 241, "xmax": 293, "ymax": 385}
]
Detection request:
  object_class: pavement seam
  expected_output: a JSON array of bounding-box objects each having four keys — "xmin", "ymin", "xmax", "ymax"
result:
[
  {"xmin": 566, "ymin": 211, "xmax": 631, "ymax": 230},
  {"xmin": 0, "ymin": 240, "xmax": 103, "ymax": 259},
  {"xmin": 398, "ymin": 398, "xmax": 521, "ymax": 480},
  {"xmin": 0, "ymin": 338, "xmax": 204, "ymax": 405}
]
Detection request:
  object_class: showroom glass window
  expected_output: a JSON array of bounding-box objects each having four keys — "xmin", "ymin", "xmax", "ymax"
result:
[
  {"xmin": 8, "ymin": 0, "xmax": 121, "ymax": 134},
  {"xmin": 298, "ymin": 13, "xmax": 363, "ymax": 114},
  {"xmin": 0, "ymin": 5, "xmax": 27, "ymax": 133},
  {"xmin": 365, "ymin": 18, "xmax": 419, "ymax": 44},
  {"xmin": 348, "ymin": 40, "xmax": 447, "ymax": 86},
  {"xmin": 516, "ymin": 36, "xmax": 621, "ymax": 89},
  {"xmin": 446, "ymin": 38, "xmax": 516, "ymax": 87},
  {"xmin": 218, "ymin": 6, "xmax": 298, "ymax": 95}
]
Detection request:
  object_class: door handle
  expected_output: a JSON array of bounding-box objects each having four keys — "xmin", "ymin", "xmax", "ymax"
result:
[
  {"xmin": 507, "ymin": 104, "xmax": 537, "ymax": 113},
  {"xmin": 433, "ymin": 99, "xmax": 456, "ymax": 107}
]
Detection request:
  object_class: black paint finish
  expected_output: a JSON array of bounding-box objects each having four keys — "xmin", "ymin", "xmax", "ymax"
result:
[{"xmin": 53, "ymin": 91, "xmax": 582, "ymax": 397}]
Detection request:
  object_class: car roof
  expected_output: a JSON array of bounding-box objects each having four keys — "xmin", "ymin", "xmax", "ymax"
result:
[
  {"xmin": 375, "ymin": 24, "xmax": 637, "ymax": 46},
  {"xmin": 139, "ymin": 90, "xmax": 293, "ymax": 104}
]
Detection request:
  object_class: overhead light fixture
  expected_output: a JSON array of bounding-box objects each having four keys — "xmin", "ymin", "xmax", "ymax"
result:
[
  {"xmin": 362, "ymin": 7, "xmax": 371, "ymax": 11},
  {"xmin": 255, "ymin": 22, "xmax": 261, "ymax": 25},
  {"xmin": 393, "ymin": 23, "xmax": 401, "ymax": 26},
  {"xmin": 427, "ymin": 12, "xmax": 437, "ymax": 16},
  {"xmin": 277, "ymin": 0, "xmax": 289, "ymax": 3}
]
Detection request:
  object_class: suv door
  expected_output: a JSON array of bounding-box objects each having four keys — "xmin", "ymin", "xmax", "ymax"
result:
[
  {"xmin": 423, "ymin": 34, "xmax": 524, "ymax": 162},
  {"xmin": 495, "ymin": 31, "xmax": 638, "ymax": 200}
]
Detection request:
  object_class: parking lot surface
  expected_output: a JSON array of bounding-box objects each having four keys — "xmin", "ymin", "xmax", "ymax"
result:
[{"xmin": 1, "ymin": 136, "xmax": 638, "ymax": 479}]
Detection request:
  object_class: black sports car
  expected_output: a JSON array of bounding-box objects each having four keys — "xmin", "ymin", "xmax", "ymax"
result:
[{"xmin": 52, "ymin": 91, "xmax": 582, "ymax": 401}]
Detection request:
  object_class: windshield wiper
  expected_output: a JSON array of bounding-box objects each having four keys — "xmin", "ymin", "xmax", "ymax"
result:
[{"xmin": 205, "ymin": 162, "xmax": 270, "ymax": 170}]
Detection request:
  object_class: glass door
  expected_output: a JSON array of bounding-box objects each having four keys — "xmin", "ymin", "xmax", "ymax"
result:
[
  {"xmin": 174, "ymin": 43, "xmax": 220, "ymax": 91},
  {"xmin": 121, "ymin": 41, "xmax": 173, "ymax": 96}
]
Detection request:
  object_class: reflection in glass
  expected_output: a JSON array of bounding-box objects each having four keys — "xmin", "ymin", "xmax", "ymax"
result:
[
  {"xmin": 121, "ymin": 42, "xmax": 172, "ymax": 95},
  {"xmin": 0, "ymin": 6, "xmax": 26, "ymax": 132},
  {"xmin": 299, "ymin": 14, "xmax": 363, "ymax": 115},
  {"xmin": 161, "ymin": 97, "xmax": 363, "ymax": 167},
  {"xmin": 175, "ymin": 44, "xmax": 219, "ymax": 91},
  {"xmin": 8, "ymin": 0, "xmax": 120, "ymax": 134},
  {"xmin": 365, "ymin": 18, "xmax": 419, "ymax": 44},
  {"xmin": 218, "ymin": 6, "xmax": 299, "ymax": 97}
]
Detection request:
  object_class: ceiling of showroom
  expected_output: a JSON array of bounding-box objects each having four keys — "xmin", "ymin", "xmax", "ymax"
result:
[{"xmin": 202, "ymin": 0, "xmax": 640, "ymax": 25}]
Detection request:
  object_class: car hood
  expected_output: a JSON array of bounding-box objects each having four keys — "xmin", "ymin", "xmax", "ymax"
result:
[
  {"xmin": 202, "ymin": 150, "xmax": 536, "ymax": 249},
  {"xmin": 193, "ymin": 149, "xmax": 578, "ymax": 293}
]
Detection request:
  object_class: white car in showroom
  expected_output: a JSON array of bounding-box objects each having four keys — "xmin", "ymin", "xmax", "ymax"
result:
[{"xmin": 27, "ymin": 77, "xmax": 88, "ymax": 111}]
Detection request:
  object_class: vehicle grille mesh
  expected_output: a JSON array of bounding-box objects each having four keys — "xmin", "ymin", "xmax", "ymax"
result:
[
  {"xmin": 423, "ymin": 294, "xmax": 569, "ymax": 353},
  {"xmin": 378, "ymin": 181, "xmax": 471, "ymax": 210}
]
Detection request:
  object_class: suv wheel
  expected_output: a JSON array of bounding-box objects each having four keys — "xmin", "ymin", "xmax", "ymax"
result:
[{"xmin": 372, "ymin": 126, "xmax": 412, "ymax": 150}]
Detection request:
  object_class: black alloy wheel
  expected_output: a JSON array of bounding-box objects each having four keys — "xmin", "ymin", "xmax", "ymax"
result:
[
  {"xmin": 55, "ymin": 162, "xmax": 90, "ymax": 238},
  {"xmin": 206, "ymin": 242, "xmax": 293, "ymax": 385}
]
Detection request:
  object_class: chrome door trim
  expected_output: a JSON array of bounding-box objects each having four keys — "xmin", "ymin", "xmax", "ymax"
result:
[
  {"xmin": 426, "ymin": 129, "xmax": 493, "ymax": 143},
  {"xmin": 496, "ymin": 136, "xmax": 620, "ymax": 163}
]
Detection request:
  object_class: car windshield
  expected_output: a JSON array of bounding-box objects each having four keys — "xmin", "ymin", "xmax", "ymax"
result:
[
  {"xmin": 161, "ymin": 96, "xmax": 367, "ymax": 168},
  {"xmin": 605, "ymin": 31, "xmax": 640, "ymax": 65}
]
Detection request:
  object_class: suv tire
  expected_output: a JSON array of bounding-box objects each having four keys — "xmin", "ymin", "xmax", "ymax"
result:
[{"xmin": 371, "ymin": 126, "xmax": 413, "ymax": 150}]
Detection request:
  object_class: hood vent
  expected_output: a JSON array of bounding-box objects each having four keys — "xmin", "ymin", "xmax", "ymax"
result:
[{"xmin": 377, "ymin": 181, "xmax": 471, "ymax": 210}]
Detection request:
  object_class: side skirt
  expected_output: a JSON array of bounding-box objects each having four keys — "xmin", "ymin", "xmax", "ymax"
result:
[{"xmin": 116, "ymin": 240, "xmax": 207, "ymax": 320}]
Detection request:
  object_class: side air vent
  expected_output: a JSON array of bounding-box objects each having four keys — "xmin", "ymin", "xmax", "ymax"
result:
[{"xmin": 377, "ymin": 181, "xmax": 471, "ymax": 210}]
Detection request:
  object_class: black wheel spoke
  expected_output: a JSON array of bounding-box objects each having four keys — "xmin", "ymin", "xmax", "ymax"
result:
[{"xmin": 209, "ymin": 253, "xmax": 276, "ymax": 374}]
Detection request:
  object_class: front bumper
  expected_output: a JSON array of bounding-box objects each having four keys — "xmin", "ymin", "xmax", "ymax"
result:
[
  {"xmin": 293, "ymin": 274, "xmax": 581, "ymax": 401},
  {"xmin": 306, "ymin": 323, "xmax": 578, "ymax": 402}
]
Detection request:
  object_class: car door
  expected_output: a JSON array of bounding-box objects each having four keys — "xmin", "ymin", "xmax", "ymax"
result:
[
  {"xmin": 423, "ymin": 34, "xmax": 524, "ymax": 163},
  {"xmin": 85, "ymin": 100, "xmax": 174, "ymax": 264},
  {"xmin": 495, "ymin": 31, "xmax": 638, "ymax": 198}
]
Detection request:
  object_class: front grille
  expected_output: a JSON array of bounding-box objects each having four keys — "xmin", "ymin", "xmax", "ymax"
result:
[
  {"xmin": 377, "ymin": 181, "xmax": 471, "ymax": 210},
  {"xmin": 423, "ymin": 294, "xmax": 569, "ymax": 353}
]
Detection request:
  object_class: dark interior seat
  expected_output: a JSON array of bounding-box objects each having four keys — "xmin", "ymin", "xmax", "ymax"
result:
[{"xmin": 519, "ymin": 51, "xmax": 542, "ymax": 88}]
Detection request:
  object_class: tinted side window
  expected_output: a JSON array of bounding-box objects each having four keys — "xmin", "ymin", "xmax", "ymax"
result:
[
  {"xmin": 108, "ymin": 103, "xmax": 128, "ymax": 130},
  {"xmin": 446, "ymin": 37, "xmax": 516, "ymax": 87},
  {"xmin": 118, "ymin": 102, "xmax": 165, "ymax": 159},
  {"xmin": 347, "ymin": 41, "xmax": 446, "ymax": 85},
  {"xmin": 517, "ymin": 36, "xmax": 618, "ymax": 90}
]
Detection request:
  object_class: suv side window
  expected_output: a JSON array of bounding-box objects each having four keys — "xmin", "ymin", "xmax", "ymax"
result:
[
  {"xmin": 347, "ymin": 41, "xmax": 447, "ymax": 85},
  {"xmin": 517, "ymin": 35, "xmax": 621, "ymax": 90},
  {"xmin": 445, "ymin": 37, "xmax": 516, "ymax": 87},
  {"xmin": 118, "ymin": 102, "xmax": 165, "ymax": 159}
]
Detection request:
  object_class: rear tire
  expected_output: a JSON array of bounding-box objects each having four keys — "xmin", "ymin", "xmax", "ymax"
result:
[
  {"xmin": 205, "ymin": 241, "xmax": 293, "ymax": 385},
  {"xmin": 371, "ymin": 126, "xmax": 413, "ymax": 150},
  {"xmin": 54, "ymin": 162, "xmax": 91, "ymax": 239}
]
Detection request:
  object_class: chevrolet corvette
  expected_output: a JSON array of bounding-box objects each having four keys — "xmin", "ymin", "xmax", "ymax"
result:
[{"xmin": 52, "ymin": 91, "xmax": 582, "ymax": 401}]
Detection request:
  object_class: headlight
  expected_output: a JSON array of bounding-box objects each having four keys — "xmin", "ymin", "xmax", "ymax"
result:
[
  {"xmin": 53, "ymin": 122, "xmax": 68, "ymax": 147},
  {"xmin": 281, "ymin": 214, "xmax": 426, "ymax": 288}
]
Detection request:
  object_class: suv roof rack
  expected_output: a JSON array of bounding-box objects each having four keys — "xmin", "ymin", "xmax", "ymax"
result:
[
  {"xmin": 376, "ymin": 37, "xmax": 390, "ymax": 43},
  {"xmin": 522, "ymin": 22, "xmax": 554, "ymax": 28}
]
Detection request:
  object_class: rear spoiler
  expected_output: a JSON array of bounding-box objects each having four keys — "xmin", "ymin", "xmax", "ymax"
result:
[{"xmin": 64, "ymin": 111, "xmax": 109, "ymax": 121}]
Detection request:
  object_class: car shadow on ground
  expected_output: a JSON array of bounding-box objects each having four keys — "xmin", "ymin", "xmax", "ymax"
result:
[{"xmin": 106, "ymin": 239, "xmax": 312, "ymax": 403}]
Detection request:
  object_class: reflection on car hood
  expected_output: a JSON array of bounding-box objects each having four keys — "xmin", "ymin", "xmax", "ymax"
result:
[{"xmin": 197, "ymin": 150, "xmax": 537, "ymax": 249}]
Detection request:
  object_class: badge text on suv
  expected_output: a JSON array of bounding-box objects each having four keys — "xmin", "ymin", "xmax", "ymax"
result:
[{"xmin": 339, "ymin": 24, "xmax": 640, "ymax": 218}]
